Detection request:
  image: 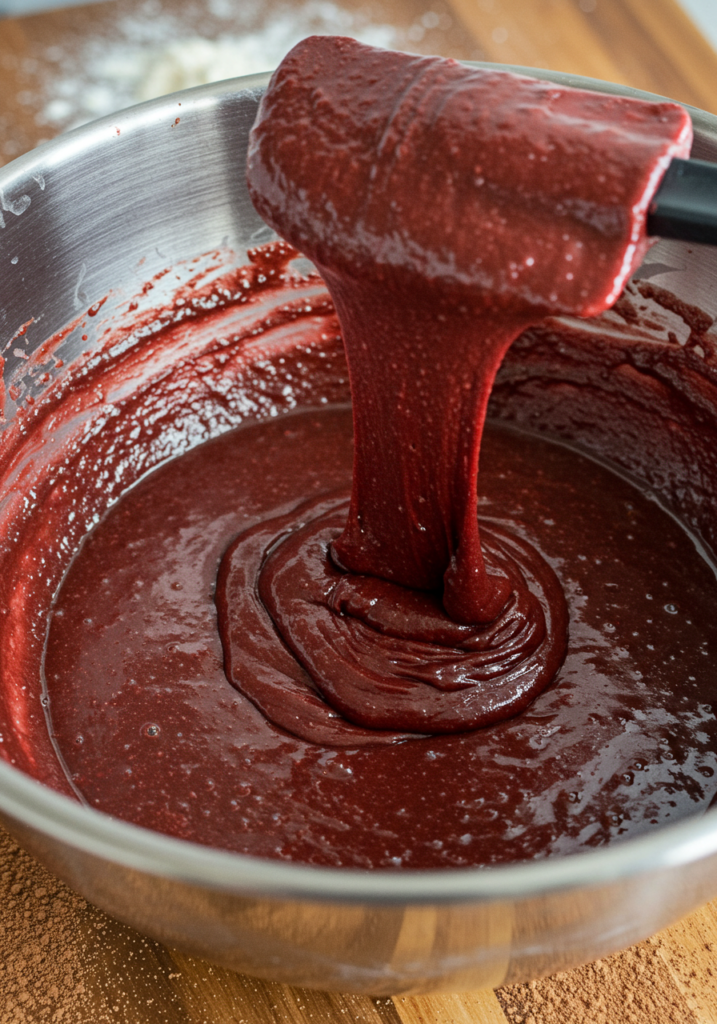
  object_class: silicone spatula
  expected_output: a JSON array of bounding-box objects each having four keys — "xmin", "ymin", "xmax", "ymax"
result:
[{"xmin": 649, "ymin": 157, "xmax": 717, "ymax": 245}]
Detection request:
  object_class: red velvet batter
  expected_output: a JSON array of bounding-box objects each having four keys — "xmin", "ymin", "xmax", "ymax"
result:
[{"xmin": 3, "ymin": 43, "xmax": 715, "ymax": 870}]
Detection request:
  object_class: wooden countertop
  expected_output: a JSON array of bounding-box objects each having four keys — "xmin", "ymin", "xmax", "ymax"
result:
[{"xmin": 2, "ymin": 1, "xmax": 717, "ymax": 1021}]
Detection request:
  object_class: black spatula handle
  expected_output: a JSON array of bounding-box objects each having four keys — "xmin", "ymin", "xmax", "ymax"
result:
[{"xmin": 648, "ymin": 157, "xmax": 717, "ymax": 245}]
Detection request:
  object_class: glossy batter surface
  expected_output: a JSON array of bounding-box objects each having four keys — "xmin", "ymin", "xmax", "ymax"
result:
[{"xmin": 43, "ymin": 409, "xmax": 717, "ymax": 867}]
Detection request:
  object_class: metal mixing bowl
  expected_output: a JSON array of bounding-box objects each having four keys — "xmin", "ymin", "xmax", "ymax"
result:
[{"xmin": 2, "ymin": 66, "xmax": 717, "ymax": 995}]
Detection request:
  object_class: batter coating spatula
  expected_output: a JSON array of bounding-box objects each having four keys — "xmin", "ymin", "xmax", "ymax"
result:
[{"xmin": 649, "ymin": 157, "xmax": 717, "ymax": 244}]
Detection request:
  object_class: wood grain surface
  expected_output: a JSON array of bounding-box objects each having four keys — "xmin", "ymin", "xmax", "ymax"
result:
[{"xmin": 2, "ymin": 0, "xmax": 717, "ymax": 1021}]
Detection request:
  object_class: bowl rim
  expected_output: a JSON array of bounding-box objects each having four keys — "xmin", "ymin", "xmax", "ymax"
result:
[{"xmin": 2, "ymin": 64, "xmax": 717, "ymax": 906}]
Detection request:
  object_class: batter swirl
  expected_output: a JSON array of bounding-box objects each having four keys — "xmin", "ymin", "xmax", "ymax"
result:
[{"xmin": 217, "ymin": 496, "xmax": 567, "ymax": 743}]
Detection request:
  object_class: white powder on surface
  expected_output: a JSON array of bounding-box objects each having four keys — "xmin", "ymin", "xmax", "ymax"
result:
[
  {"xmin": 136, "ymin": 17, "xmax": 397, "ymax": 101},
  {"xmin": 35, "ymin": 0, "xmax": 404, "ymax": 133}
]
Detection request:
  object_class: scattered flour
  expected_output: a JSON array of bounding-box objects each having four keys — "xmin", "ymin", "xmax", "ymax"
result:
[{"xmin": 37, "ymin": 0, "xmax": 401, "ymax": 132}]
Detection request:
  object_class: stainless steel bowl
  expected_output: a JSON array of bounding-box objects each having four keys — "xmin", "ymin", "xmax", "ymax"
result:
[{"xmin": 2, "ymin": 66, "xmax": 717, "ymax": 995}]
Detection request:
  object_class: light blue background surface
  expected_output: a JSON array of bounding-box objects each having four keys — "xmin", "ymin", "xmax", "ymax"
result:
[{"xmin": 680, "ymin": 0, "xmax": 717, "ymax": 50}]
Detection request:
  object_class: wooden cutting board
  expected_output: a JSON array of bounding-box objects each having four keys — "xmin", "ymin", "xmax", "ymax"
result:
[{"xmin": 2, "ymin": 1, "xmax": 717, "ymax": 1021}]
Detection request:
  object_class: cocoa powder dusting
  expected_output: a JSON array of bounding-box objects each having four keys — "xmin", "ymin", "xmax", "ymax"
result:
[
  {"xmin": 496, "ymin": 940, "xmax": 699, "ymax": 1024},
  {"xmin": 0, "ymin": 824, "xmax": 186, "ymax": 1023}
]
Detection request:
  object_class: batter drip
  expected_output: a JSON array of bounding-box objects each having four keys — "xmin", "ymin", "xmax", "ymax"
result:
[{"xmin": 225, "ymin": 35, "xmax": 692, "ymax": 741}]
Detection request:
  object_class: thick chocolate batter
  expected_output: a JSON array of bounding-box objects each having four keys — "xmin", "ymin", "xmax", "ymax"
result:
[
  {"xmin": 16, "ymin": 42, "xmax": 717, "ymax": 868},
  {"xmin": 41, "ymin": 368, "xmax": 717, "ymax": 867}
]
